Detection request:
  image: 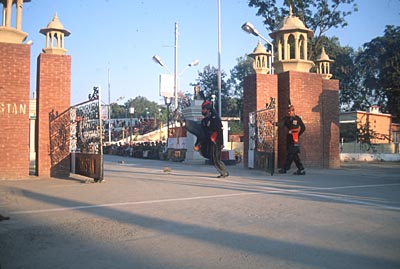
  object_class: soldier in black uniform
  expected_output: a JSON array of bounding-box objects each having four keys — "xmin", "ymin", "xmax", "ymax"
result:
[
  {"xmin": 278, "ymin": 105, "xmax": 306, "ymax": 175},
  {"xmin": 184, "ymin": 100, "xmax": 229, "ymax": 178}
]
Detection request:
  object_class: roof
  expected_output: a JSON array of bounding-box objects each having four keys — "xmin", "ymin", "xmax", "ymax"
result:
[
  {"xmin": 269, "ymin": 7, "xmax": 313, "ymax": 39},
  {"xmin": 39, "ymin": 13, "xmax": 71, "ymax": 36}
]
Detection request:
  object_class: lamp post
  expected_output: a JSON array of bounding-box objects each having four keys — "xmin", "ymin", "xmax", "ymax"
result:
[
  {"xmin": 164, "ymin": 96, "xmax": 172, "ymax": 139},
  {"xmin": 153, "ymin": 55, "xmax": 199, "ymax": 111},
  {"xmin": 152, "ymin": 22, "xmax": 199, "ymax": 111},
  {"xmin": 241, "ymin": 22, "xmax": 274, "ymax": 74},
  {"xmin": 158, "ymin": 108, "xmax": 162, "ymax": 140},
  {"xmin": 217, "ymin": 0, "xmax": 222, "ymax": 116},
  {"xmin": 129, "ymin": 102, "xmax": 135, "ymax": 144}
]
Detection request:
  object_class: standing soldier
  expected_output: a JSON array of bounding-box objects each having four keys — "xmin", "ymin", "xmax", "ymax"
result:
[{"xmin": 278, "ymin": 105, "xmax": 306, "ymax": 175}]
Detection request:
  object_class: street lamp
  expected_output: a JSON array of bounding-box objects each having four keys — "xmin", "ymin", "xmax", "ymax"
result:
[
  {"xmin": 153, "ymin": 54, "xmax": 199, "ymax": 110},
  {"xmin": 241, "ymin": 22, "xmax": 274, "ymax": 74},
  {"xmin": 152, "ymin": 55, "xmax": 171, "ymax": 73},
  {"xmin": 129, "ymin": 102, "xmax": 135, "ymax": 144},
  {"xmin": 152, "ymin": 22, "xmax": 199, "ymax": 111}
]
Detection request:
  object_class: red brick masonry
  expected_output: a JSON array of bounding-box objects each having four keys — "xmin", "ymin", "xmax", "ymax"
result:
[{"xmin": 0, "ymin": 43, "xmax": 30, "ymax": 179}]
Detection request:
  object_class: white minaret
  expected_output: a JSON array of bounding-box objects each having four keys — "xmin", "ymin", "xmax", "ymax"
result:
[
  {"xmin": 0, "ymin": 0, "xmax": 30, "ymax": 43},
  {"xmin": 39, "ymin": 13, "xmax": 71, "ymax": 55}
]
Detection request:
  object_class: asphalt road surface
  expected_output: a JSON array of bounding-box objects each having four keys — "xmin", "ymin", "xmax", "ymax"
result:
[{"xmin": 1, "ymin": 156, "xmax": 399, "ymax": 269}]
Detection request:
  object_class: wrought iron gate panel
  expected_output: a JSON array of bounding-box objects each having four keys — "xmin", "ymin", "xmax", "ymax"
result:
[
  {"xmin": 248, "ymin": 98, "xmax": 276, "ymax": 175},
  {"xmin": 70, "ymin": 88, "xmax": 102, "ymax": 154},
  {"xmin": 71, "ymin": 87, "xmax": 104, "ymax": 181},
  {"xmin": 49, "ymin": 109, "xmax": 71, "ymax": 176},
  {"xmin": 49, "ymin": 87, "xmax": 103, "ymax": 181}
]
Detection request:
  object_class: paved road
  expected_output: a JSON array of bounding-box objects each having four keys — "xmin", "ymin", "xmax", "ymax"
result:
[{"xmin": 1, "ymin": 156, "xmax": 399, "ymax": 269}]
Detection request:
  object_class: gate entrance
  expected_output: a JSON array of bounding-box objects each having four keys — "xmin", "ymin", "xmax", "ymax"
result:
[
  {"xmin": 248, "ymin": 98, "xmax": 277, "ymax": 175},
  {"xmin": 70, "ymin": 87, "xmax": 104, "ymax": 182},
  {"xmin": 47, "ymin": 87, "xmax": 104, "ymax": 181}
]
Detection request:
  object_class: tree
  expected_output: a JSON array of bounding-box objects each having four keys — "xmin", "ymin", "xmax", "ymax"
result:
[
  {"xmin": 194, "ymin": 65, "xmax": 237, "ymax": 116},
  {"xmin": 248, "ymin": 0, "xmax": 358, "ymax": 59},
  {"xmin": 228, "ymin": 56, "xmax": 255, "ymax": 98},
  {"xmin": 110, "ymin": 103, "xmax": 127, "ymax": 118},
  {"xmin": 227, "ymin": 55, "xmax": 255, "ymax": 120},
  {"xmin": 356, "ymin": 25, "xmax": 400, "ymax": 121},
  {"xmin": 177, "ymin": 90, "xmax": 192, "ymax": 110},
  {"xmin": 314, "ymin": 36, "xmax": 362, "ymax": 111},
  {"xmin": 122, "ymin": 96, "xmax": 161, "ymax": 119}
]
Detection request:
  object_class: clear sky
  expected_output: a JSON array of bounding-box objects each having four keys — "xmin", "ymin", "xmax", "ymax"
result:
[{"xmin": 22, "ymin": 0, "xmax": 400, "ymax": 106}]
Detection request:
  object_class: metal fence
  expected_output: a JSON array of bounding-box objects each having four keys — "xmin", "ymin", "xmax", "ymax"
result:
[{"xmin": 248, "ymin": 98, "xmax": 277, "ymax": 175}]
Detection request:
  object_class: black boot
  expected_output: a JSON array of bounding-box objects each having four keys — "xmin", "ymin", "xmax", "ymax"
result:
[{"xmin": 294, "ymin": 169, "xmax": 306, "ymax": 175}]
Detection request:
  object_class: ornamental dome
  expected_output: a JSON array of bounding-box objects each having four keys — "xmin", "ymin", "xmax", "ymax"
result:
[
  {"xmin": 40, "ymin": 13, "xmax": 70, "ymax": 36},
  {"xmin": 269, "ymin": 6, "xmax": 313, "ymax": 39}
]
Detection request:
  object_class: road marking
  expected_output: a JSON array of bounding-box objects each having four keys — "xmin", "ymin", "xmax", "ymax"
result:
[
  {"xmin": 9, "ymin": 182, "xmax": 400, "ymax": 215},
  {"xmin": 252, "ymin": 183, "xmax": 400, "ymax": 211},
  {"xmin": 293, "ymin": 191, "xmax": 400, "ymax": 211},
  {"xmin": 201, "ymin": 181, "xmax": 400, "ymax": 211},
  {"xmin": 9, "ymin": 192, "xmax": 258, "ymax": 215}
]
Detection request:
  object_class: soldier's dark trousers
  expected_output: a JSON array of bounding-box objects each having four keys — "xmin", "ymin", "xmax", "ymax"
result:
[
  {"xmin": 210, "ymin": 143, "xmax": 228, "ymax": 176},
  {"xmin": 284, "ymin": 145, "xmax": 304, "ymax": 171}
]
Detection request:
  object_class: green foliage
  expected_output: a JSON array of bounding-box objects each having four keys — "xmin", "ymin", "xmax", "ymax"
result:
[
  {"xmin": 340, "ymin": 123, "xmax": 357, "ymax": 142},
  {"xmin": 195, "ymin": 65, "xmax": 229, "ymax": 99},
  {"xmin": 195, "ymin": 65, "xmax": 233, "ymax": 116},
  {"xmin": 313, "ymin": 28, "xmax": 400, "ymax": 121},
  {"xmin": 124, "ymin": 96, "xmax": 161, "ymax": 118},
  {"xmin": 178, "ymin": 91, "xmax": 192, "ymax": 110},
  {"xmin": 110, "ymin": 96, "xmax": 166, "ymax": 120},
  {"xmin": 356, "ymin": 25, "xmax": 400, "ymax": 121},
  {"xmin": 228, "ymin": 56, "xmax": 255, "ymax": 98},
  {"xmin": 228, "ymin": 56, "xmax": 254, "ymax": 120},
  {"xmin": 314, "ymin": 36, "xmax": 362, "ymax": 111},
  {"xmin": 110, "ymin": 103, "xmax": 127, "ymax": 118},
  {"xmin": 228, "ymin": 120, "xmax": 244, "ymax": 135}
]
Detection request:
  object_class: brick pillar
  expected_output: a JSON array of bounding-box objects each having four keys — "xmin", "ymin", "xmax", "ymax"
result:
[
  {"xmin": 322, "ymin": 79, "xmax": 340, "ymax": 168},
  {"xmin": 36, "ymin": 53, "xmax": 71, "ymax": 177},
  {"xmin": 243, "ymin": 73, "xmax": 278, "ymax": 168},
  {"xmin": 0, "ymin": 43, "xmax": 30, "ymax": 179},
  {"xmin": 277, "ymin": 71, "xmax": 339, "ymax": 169}
]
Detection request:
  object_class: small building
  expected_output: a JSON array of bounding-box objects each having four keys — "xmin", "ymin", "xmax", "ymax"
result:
[{"xmin": 340, "ymin": 106, "xmax": 399, "ymax": 153}]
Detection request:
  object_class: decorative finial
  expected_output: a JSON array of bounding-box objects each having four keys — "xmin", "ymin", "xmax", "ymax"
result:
[{"xmin": 289, "ymin": 4, "xmax": 293, "ymax": 16}]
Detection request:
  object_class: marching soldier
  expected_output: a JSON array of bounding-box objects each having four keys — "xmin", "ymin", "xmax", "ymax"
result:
[{"xmin": 184, "ymin": 99, "xmax": 229, "ymax": 178}]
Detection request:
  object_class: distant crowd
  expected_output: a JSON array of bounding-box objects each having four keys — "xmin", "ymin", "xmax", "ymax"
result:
[
  {"xmin": 105, "ymin": 118, "xmax": 159, "ymax": 142},
  {"xmin": 104, "ymin": 141, "xmax": 168, "ymax": 160}
]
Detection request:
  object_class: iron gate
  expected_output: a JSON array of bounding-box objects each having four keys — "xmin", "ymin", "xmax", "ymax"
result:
[
  {"xmin": 248, "ymin": 97, "xmax": 277, "ymax": 175},
  {"xmin": 70, "ymin": 87, "xmax": 104, "ymax": 181}
]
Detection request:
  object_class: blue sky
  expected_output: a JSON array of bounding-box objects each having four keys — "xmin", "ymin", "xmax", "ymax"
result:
[{"xmin": 22, "ymin": 0, "xmax": 400, "ymax": 106}]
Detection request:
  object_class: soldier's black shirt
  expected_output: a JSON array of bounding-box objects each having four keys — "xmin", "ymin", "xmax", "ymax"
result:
[
  {"xmin": 283, "ymin": 115, "xmax": 305, "ymax": 146},
  {"xmin": 201, "ymin": 113, "xmax": 224, "ymax": 146}
]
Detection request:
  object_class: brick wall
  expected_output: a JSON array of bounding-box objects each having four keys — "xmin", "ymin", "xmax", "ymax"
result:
[
  {"xmin": 243, "ymin": 70, "xmax": 340, "ymax": 170},
  {"xmin": 277, "ymin": 71, "xmax": 339, "ymax": 168},
  {"xmin": 0, "ymin": 43, "xmax": 30, "ymax": 179},
  {"xmin": 36, "ymin": 53, "xmax": 71, "ymax": 177},
  {"xmin": 322, "ymin": 79, "xmax": 340, "ymax": 168},
  {"xmin": 243, "ymin": 73, "xmax": 278, "ymax": 167}
]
